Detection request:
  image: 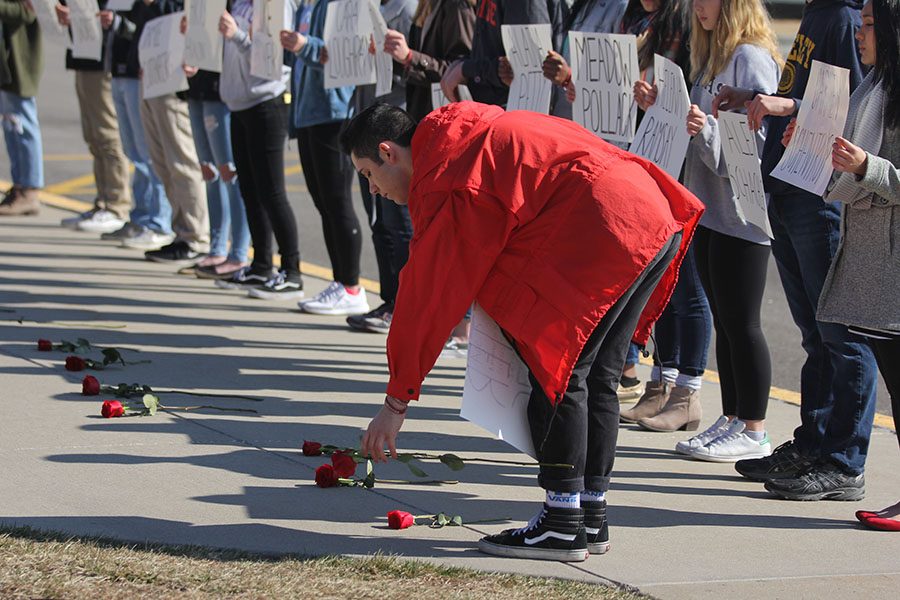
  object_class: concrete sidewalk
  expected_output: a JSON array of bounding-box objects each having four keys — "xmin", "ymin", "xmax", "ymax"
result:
[{"xmin": 1, "ymin": 206, "xmax": 898, "ymax": 599}]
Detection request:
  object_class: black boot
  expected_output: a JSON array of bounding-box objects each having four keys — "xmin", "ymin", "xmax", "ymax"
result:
[{"xmin": 477, "ymin": 504, "xmax": 588, "ymax": 562}]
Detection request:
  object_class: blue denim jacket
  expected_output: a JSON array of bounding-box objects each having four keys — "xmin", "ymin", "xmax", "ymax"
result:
[{"xmin": 289, "ymin": 0, "xmax": 354, "ymax": 132}]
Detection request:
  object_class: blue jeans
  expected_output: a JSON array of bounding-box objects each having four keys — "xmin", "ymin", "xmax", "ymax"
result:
[
  {"xmin": 653, "ymin": 243, "xmax": 712, "ymax": 377},
  {"xmin": 111, "ymin": 78, "xmax": 172, "ymax": 234},
  {"xmin": 0, "ymin": 91, "xmax": 43, "ymax": 188},
  {"xmin": 188, "ymin": 99, "xmax": 249, "ymax": 262},
  {"xmin": 768, "ymin": 193, "xmax": 878, "ymax": 475}
]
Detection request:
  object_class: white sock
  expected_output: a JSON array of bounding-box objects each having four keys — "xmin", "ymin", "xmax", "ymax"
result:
[
  {"xmin": 675, "ymin": 373, "xmax": 702, "ymax": 391},
  {"xmin": 650, "ymin": 366, "xmax": 678, "ymax": 384},
  {"xmin": 546, "ymin": 490, "xmax": 580, "ymax": 509},
  {"xmin": 580, "ymin": 489, "xmax": 606, "ymax": 503}
]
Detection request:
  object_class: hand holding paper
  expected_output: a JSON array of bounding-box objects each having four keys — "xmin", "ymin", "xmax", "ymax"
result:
[
  {"xmin": 541, "ymin": 50, "xmax": 569, "ymax": 86},
  {"xmin": 633, "ymin": 80, "xmax": 656, "ymax": 111},
  {"xmin": 686, "ymin": 104, "xmax": 706, "ymax": 136},
  {"xmin": 745, "ymin": 94, "xmax": 795, "ymax": 131},
  {"xmin": 383, "ymin": 29, "xmax": 410, "ymax": 62},
  {"xmin": 832, "ymin": 136, "xmax": 868, "ymax": 176},
  {"xmin": 280, "ymin": 30, "xmax": 306, "ymax": 52},
  {"xmin": 711, "ymin": 85, "xmax": 753, "ymax": 118}
]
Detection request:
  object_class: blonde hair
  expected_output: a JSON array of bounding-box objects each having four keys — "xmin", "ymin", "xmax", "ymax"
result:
[{"xmin": 690, "ymin": 0, "xmax": 784, "ymax": 85}]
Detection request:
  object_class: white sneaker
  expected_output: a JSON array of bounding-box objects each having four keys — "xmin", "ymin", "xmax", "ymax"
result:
[
  {"xmin": 689, "ymin": 420, "xmax": 772, "ymax": 463},
  {"xmin": 121, "ymin": 229, "xmax": 176, "ymax": 250},
  {"xmin": 675, "ymin": 415, "xmax": 730, "ymax": 455},
  {"xmin": 300, "ymin": 282, "xmax": 370, "ymax": 315},
  {"xmin": 61, "ymin": 209, "xmax": 97, "ymax": 230},
  {"xmin": 617, "ymin": 379, "xmax": 644, "ymax": 403},
  {"xmin": 75, "ymin": 209, "xmax": 125, "ymax": 234}
]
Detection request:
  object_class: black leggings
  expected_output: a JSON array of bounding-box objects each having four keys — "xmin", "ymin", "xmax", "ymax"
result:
[
  {"xmin": 230, "ymin": 97, "xmax": 300, "ymax": 276},
  {"xmin": 694, "ymin": 226, "xmax": 772, "ymax": 421},
  {"xmin": 297, "ymin": 121, "xmax": 362, "ymax": 287},
  {"xmin": 871, "ymin": 338, "xmax": 900, "ymax": 450}
]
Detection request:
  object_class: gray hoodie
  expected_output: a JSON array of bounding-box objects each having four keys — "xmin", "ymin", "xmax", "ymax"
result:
[{"xmin": 683, "ymin": 43, "xmax": 780, "ymax": 244}]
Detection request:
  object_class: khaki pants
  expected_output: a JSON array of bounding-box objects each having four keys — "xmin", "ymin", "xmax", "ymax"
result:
[
  {"xmin": 74, "ymin": 71, "xmax": 131, "ymax": 219},
  {"xmin": 140, "ymin": 94, "xmax": 209, "ymax": 250}
]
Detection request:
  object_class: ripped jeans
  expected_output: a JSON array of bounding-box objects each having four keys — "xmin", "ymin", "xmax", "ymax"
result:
[{"xmin": 0, "ymin": 91, "xmax": 43, "ymax": 189}]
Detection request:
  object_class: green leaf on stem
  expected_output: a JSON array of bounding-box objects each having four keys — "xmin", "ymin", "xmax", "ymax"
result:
[
  {"xmin": 363, "ymin": 460, "xmax": 375, "ymax": 489},
  {"xmin": 394, "ymin": 454, "xmax": 413, "ymax": 464},
  {"xmin": 142, "ymin": 393, "xmax": 159, "ymax": 416},
  {"xmin": 405, "ymin": 461, "xmax": 429, "ymax": 478},
  {"xmin": 439, "ymin": 453, "xmax": 466, "ymax": 471},
  {"xmin": 450, "ymin": 515, "xmax": 463, "ymax": 526}
]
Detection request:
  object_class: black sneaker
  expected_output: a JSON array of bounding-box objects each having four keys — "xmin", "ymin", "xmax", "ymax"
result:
[
  {"xmin": 214, "ymin": 266, "xmax": 274, "ymax": 290},
  {"xmin": 735, "ymin": 440, "xmax": 813, "ymax": 482},
  {"xmin": 584, "ymin": 500, "xmax": 609, "ymax": 555},
  {"xmin": 346, "ymin": 302, "xmax": 392, "ymax": 331},
  {"xmin": 477, "ymin": 504, "xmax": 588, "ymax": 562},
  {"xmin": 247, "ymin": 271, "xmax": 304, "ymax": 300},
  {"xmin": 764, "ymin": 461, "xmax": 865, "ymax": 501},
  {"xmin": 145, "ymin": 241, "xmax": 206, "ymax": 267}
]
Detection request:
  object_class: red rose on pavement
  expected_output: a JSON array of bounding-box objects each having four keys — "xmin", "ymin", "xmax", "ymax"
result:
[
  {"xmin": 302, "ymin": 441, "xmax": 323, "ymax": 456},
  {"xmin": 37, "ymin": 339, "xmax": 53, "ymax": 351},
  {"xmin": 315, "ymin": 464, "xmax": 339, "ymax": 488},
  {"xmin": 65, "ymin": 356, "xmax": 86, "ymax": 371},
  {"xmin": 82, "ymin": 375, "xmax": 101, "ymax": 396},
  {"xmin": 387, "ymin": 510, "xmax": 415, "ymax": 530},
  {"xmin": 101, "ymin": 400, "xmax": 125, "ymax": 418},
  {"xmin": 331, "ymin": 451, "xmax": 357, "ymax": 478}
]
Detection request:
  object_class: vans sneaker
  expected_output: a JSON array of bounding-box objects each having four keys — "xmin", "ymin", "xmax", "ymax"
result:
[
  {"xmin": 248, "ymin": 271, "xmax": 304, "ymax": 300},
  {"xmin": 144, "ymin": 241, "xmax": 206, "ymax": 267},
  {"xmin": 347, "ymin": 302, "xmax": 392, "ymax": 332},
  {"xmin": 690, "ymin": 420, "xmax": 772, "ymax": 463},
  {"xmin": 584, "ymin": 500, "xmax": 610, "ymax": 555},
  {"xmin": 101, "ymin": 222, "xmax": 144, "ymax": 241},
  {"xmin": 300, "ymin": 282, "xmax": 369, "ymax": 316},
  {"xmin": 477, "ymin": 504, "xmax": 588, "ymax": 562},
  {"xmin": 215, "ymin": 266, "xmax": 274, "ymax": 290},
  {"xmin": 675, "ymin": 415, "xmax": 730, "ymax": 455},
  {"xmin": 76, "ymin": 209, "xmax": 125, "ymax": 234}
]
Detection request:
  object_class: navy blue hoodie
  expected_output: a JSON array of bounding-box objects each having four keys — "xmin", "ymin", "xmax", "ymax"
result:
[{"xmin": 761, "ymin": 0, "xmax": 865, "ymax": 198}]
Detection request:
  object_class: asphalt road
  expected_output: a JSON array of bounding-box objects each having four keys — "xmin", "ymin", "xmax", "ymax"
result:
[{"xmin": 4, "ymin": 29, "xmax": 890, "ymax": 418}]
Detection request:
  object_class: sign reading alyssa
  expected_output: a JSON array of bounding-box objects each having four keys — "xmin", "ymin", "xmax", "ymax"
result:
[
  {"xmin": 68, "ymin": 0, "xmax": 103, "ymax": 61},
  {"xmin": 501, "ymin": 24, "xmax": 553, "ymax": 114},
  {"xmin": 569, "ymin": 32, "xmax": 639, "ymax": 144},
  {"xmin": 629, "ymin": 54, "xmax": 691, "ymax": 179},
  {"xmin": 251, "ymin": 0, "xmax": 287, "ymax": 81},
  {"xmin": 719, "ymin": 112, "xmax": 772, "ymax": 238},
  {"xmin": 185, "ymin": 0, "xmax": 226, "ymax": 73},
  {"xmin": 139, "ymin": 12, "xmax": 189, "ymax": 100},
  {"xmin": 771, "ymin": 60, "xmax": 850, "ymax": 196},
  {"xmin": 323, "ymin": 0, "xmax": 376, "ymax": 89}
]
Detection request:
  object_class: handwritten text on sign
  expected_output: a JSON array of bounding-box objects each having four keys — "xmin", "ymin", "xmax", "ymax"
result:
[
  {"xmin": 251, "ymin": 0, "xmax": 287, "ymax": 81},
  {"xmin": 139, "ymin": 12, "xmax": 189, "ymax": 100},
  {"xmin": 68, "ymin": 0, "xmax": 103, "ymax": 61},
  {"xmin": 629, "ymin": 54, "xmax": 691, "ymax": 178},
  {"xmin": 771, "ymin": 60, "xmax": 850, "ymax": 196},
  {"xmin": 367, "ymin": 0, "xmax": 393, "ymax": 97},
  {"xmin": 719, "ymin": 112, "xmax": 773, "ymax": 238},
  {"xmin": 185, "ymin": 0, "xmax": 225, "ymax": 72},
  {"xmin": 569, "ymin": 33, "xmax": 639, "ymax": 143},
  {"xmin": 501, "ymin": 24, "xmax": 553, "ymax": 114},
  {"xmin": 324, "ymin": 0, "xmax": 376, "ymax": 89},
  {"xmin": 33, "ymin": 0, "xmax": 65, "ymax": 36}
]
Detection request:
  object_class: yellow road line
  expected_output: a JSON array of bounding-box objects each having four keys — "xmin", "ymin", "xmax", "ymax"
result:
[
  {"xmin": 16, "ymin": 179, "xmax": 895, "ymax": 433},
  {"xmin": 44, "ymin": 173, "xmax": 98, "ymax": 195}
]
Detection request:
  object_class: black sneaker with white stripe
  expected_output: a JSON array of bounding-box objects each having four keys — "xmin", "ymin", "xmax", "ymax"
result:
[
  {"xmin": 214, "ymin": 266, "xmax": 274, "ymax": 290},
  {"xmin": 584, "ymin": 500, "xmax": 610, "ymax": 555},
  {"xmin": 248, "ymin": 271, "xmax": 304, "ymax": 300},
  {"xmin": 477, "ymin": 504, "xmax": 588, "ymax": 562}
]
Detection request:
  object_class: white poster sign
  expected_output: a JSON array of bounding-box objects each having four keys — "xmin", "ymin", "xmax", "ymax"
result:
[
  {"xmin": 105, "ymin": 0, "xmax": 136, "ymax": 11},
  {"xmin": 629, "ymin": 54, "xmax": 691, "ymax": 178},
  {"xmin": 430, "ymin": 83, "xmax": 472, "ymax": 111},
  {"xmin": 501, "ymin": 24, "xmax": 553, "ymax": 114},
  {"xmin": 185, "ymin": 0, "xmax": 225, "ymax": 72},
  {"xmin": 367, "ymin": 0, "xmax": 393, "ymax": 98},
  {"xmin": 719, "ymin": 112, "xmax": 773, "ymax": 238},
  {"xmin": 323, "ymin": 0, "xmax": 376, "ymax": 89},
  {"xmin": 250, "ymin": 0, "xmax": 287, "ymax": 81},
  {"xmin": 460, "ymin": 305, "xmax": 536, "ymax": 459},
  {"xmin": 771, "ymin": 60, "xmax": 850, "ymax": 196},
  {"xmin": 32, "ymin": 0, "xmax": 65, "ymax": 36},
  {"xmin": 569, "ymin": 32, "xmax": 639, "ymax": 143},
  {"xmin": 68, "ymin": 0, "xmax": 103, "ymax": 61},
  {"xmin": 139, "ymin": 12, "xmax": 189, "ymax": 100}
]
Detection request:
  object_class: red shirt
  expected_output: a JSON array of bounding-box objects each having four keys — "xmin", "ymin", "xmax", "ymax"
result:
[{"xmin": 386, "ymin": 103, "xmax": 704, "ymax": 403}]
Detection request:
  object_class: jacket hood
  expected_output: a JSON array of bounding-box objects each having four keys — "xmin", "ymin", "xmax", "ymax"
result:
[{"xmin": 807, "ymin": 0, "xmax": 864, "ymax": 11}]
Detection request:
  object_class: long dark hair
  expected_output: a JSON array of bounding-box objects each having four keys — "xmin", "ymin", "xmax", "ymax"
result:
[
  {"xmin": 872, "ymin": 0, "xmax": 900, "ymax": 128},
  {"xmin": 621, "ymin": 0, "xmax": 690, "ymax": 73}
]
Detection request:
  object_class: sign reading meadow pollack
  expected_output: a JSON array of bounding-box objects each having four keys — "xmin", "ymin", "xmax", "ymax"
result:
[
  {"xmin": 324, "ymin": 0, "xmax": 376, "ymax": 89},
  {"xmin": 569, "ymin": 32, "xmax": 639, "ymax": 144},
  {"xmin": 68, "ymin": 0, "xmax": 103, "ymax": 61},
  {"xmin": 139, "ymin": 13, "xmax": 189, "ymax": 100},
  {"xmin": 629, "ymin": 54, "xmax": 691, "ymax": 179},
  {"xmin": 185, "ymin": 0, "xmax": 226, "ymax": 73},
  {"xmin": 771, "ymin": 60, "xmax": 850, "ymax": 196},
  {"xmin": 251, "ymin": 0, "xmax": 288, "ymax": 81},
  {"xmin": 501, "ymin": 24, "xmax": 553, "ymax": 114},
  {"xmin": 719, "ymin": 112, "xmax": 772, "ymax": 238}
]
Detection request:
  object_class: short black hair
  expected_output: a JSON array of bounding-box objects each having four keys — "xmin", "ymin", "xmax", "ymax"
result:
[
  {"xmin": 340, "ymin": 103, "xmax": 417, "ymax": 164},
  {"xmin": 872, "ymin": 0, "xmax": 900, "ymax": 128}
]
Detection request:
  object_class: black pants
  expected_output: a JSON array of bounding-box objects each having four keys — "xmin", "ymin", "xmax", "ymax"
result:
[
  {"xmin": 230, "ymin": 97, "xmax": 300, "ymax": 277},
  {"xmin": 871, "ymin": 338, "xmax": 900, "ymax": 449},
  {"xmin": 529, "ymin": 231, "xmax": 681, "ymax": 493},
  {"xmin": 694, "ymin": 226, "xmax": 772, "ymax": 421},
  {"xmin": 358, "ymin": 173, "xmax": 413, "ymax": 305},
  {"xmin": 297, "ymin": 121, "xmax": 361, "ymax": 287}
]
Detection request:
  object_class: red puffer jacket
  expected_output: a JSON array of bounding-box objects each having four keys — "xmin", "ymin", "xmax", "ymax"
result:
[{"xmin": 386, "ymin": 102, "xmax": 704, "ymax": 404}]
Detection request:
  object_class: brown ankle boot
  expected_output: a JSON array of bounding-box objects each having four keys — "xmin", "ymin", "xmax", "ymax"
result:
[
  {"xmin": 620, "ymin": 380, "xmax": 670, "ymax": 423},
  {"xmin": 0, "ymin": 187, "xmax": 40, "ymax": 216},
  {"xmin": 637, "ymin": 386, "xmax": 702, "ymax": 432}
]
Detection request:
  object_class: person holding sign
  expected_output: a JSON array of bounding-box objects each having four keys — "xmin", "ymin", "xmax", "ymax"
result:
[
  {"xmin": 636, "ymin": 0, "xmax": 782, "ymax": 461},
  {"xmin": 778, "ymin": 0, "xmax": 899, "ymax": 517},
  {"xmin": 712, "ymin": 0, "xmax": 878, "ymax": 502},
  {"xmin": 344, "ymin": 101, "xmax": 704, "ymax": 561}
]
